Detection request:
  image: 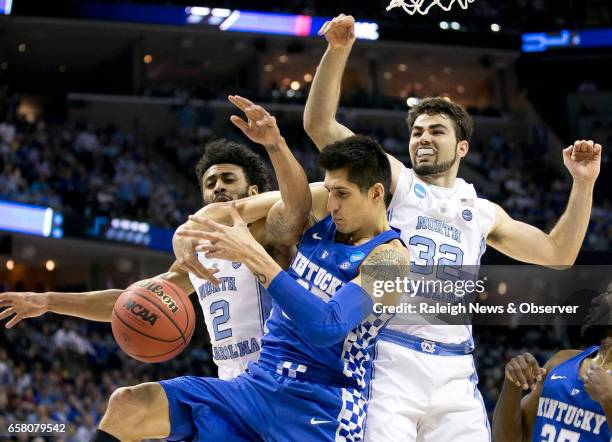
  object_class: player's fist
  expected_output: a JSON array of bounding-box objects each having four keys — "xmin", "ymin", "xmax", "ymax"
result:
[
  {"xmin": 505, "ymin": 352, "xmax": 547, "ymax": 390},
  {"xmin": 318, "ymin": 14, "xmax": 356, "ymax": 48},
  {"xmin": 563, "ymin": 139, "xmax": 602, "ymax": 184},
  {"xmin": 583, "ymin": 359, "xmax": 612, "ymax": 406},
  {"xmin": 228, "ymin": 95, "xmax": 282, "ymax": 147},
  {"xmin": 0, "ymin": 292, "xmax": 49, "ymax": 328}
]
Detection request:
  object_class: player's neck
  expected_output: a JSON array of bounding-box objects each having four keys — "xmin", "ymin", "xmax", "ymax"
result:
[
  {"xmin": 342, "ymin": 215, "xmax": 390, "ymax": 246},
  {"xmin": 416, "ymin": 170, "xmax": 457, "ymax": 188}
]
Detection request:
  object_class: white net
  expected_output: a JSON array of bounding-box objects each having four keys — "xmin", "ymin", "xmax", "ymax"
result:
[{"xmin": 386, "ymin": 0, "xmax": 476, "ymax": 15}]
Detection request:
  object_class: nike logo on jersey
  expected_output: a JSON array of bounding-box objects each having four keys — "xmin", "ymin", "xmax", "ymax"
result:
[
  {"xmin": 571, "ymin": 388, "xmax": 581, "ymax": 395},
  {"xmin": 550, "ymin": 375, "xmax": 567, "ymax": 380},
  {"xmin": 313, "ymin": 233, "xmax": 323, "ymax": 240},
  {"xmin": 310, "ymin": 418, "xmax": 331, "ymax": 425}
]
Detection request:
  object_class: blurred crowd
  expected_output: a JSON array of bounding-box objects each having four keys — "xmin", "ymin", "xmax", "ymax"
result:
[
  {"xmin": 1, "ymin": 91, "xmax": 610, "ymax": 250},
  {"xmin": 0, "ymin": 314, "xmax": 215, "ymax": 442},
  {"xmin": 0, "ymin": 113, "xmax": 199, "ymax": 229}
]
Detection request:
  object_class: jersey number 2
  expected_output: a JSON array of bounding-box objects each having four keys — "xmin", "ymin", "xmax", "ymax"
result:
[{"xmin": 210, "ymin": 300, "xmax": 232, "ymax": 340}]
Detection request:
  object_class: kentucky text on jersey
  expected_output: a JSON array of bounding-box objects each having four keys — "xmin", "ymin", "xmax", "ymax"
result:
[
  {"xmin": 213, "ymin": 337, "xmax": 261, "ymax": 361},
  {"xmin": 536, "ymin": 397, "xmax": 607, "ymax": 435},
  {"xmin": 416, "ymin": 216, "xmax": 462, "ymax": 243},
  {"xmin": 197, "ymin": 277, "xmax": 237, "ymax": 301},
  {"xmin": 290, "ymin": 251, "xmax": 344, "ymax": 296}
]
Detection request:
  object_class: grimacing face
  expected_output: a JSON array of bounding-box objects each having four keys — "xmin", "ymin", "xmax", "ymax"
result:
[
  {"xmin": 409, "ymin": 113, "xmax": 467, "ymax": 176},
  {"xmin": 324, "ymin": 168, "xmax": 385, "ymax": 235},
  {"xmin": 201, "ymin": 163, "xmax": 258, "ymax": 205}
]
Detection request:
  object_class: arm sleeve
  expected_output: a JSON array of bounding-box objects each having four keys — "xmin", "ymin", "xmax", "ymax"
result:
[{"xmin": 267, "ymin": 271, "xmax": 374, "ymax": 347}]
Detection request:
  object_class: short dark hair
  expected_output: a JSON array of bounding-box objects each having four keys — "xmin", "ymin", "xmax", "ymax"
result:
[
  {"xmin": 195, "ymin": 138, "xmax": 271, "ymax": 192},
  {"xmin": 406, "ymin": 97, "xmax": 474, "ymax": 143},
  {"xmin": 319, "ymin": 135, "xmax": 392, "ymax": 206}
]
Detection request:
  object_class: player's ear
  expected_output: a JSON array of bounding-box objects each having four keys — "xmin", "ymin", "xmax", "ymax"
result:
[
  {"xmin": 247, "ymin": 185, "xmax": 259, "ymax": 196},
  {"xmin": 457, "ymin": 140, "xmax": 469, "ymax": 158},
  {"xmin": 371, "ymin": 183, "xmax": 385, "ymax": 203}
]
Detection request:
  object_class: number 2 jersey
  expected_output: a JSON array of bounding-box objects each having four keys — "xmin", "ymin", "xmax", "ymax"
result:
[
  {"xmin": 533, "ymin": 346, "xmax": 610, "ymax": 441},
  {"xmin": 188, "ymin": 254, "xmax": 272, "ymax": 380},
  {"xmin": 385, "ymin": 165, "xmax": 496, "ymax": 346}
]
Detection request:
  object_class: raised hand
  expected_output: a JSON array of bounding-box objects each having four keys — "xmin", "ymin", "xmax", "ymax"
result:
[
  {"xmin": 563, "ymin": 139, "xmax": 602, "ymax": 184},
  {"xmin": 505, "ymin": 352, "xmax": 547, "ymax": 390},
  {"xmin": 228, "ymin": 95, "xmax": 282, "ymax": 147},
  {"xmin": 318, "ymin": 14, "xmax": 356, "ymax": 48},
  {"xmin": 0, "ymin": 292, "xmax": 49, "ymax": 328}
]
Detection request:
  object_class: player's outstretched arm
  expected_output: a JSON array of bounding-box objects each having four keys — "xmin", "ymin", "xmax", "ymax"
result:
[
  {"xmin": 304, "ymin": 14, "xmax": 403, "ymax": 193},
  {"xmin": 0, "ymin": 268, "xmax": 193, "ymax": 328},
  {"xmin": 303, "ymin": 14, "xmax": 356, "ymax": 150},
  {"xmin": 227, "ymin": 95, "xmax": 311, "ymax": 249},
  {"xmin": 492, "ymin": 351, "xmax": 579, "ymax": 442},
  {"xmin": 487, "ymin": 140, "xmax": 602, "ymax": 267}
]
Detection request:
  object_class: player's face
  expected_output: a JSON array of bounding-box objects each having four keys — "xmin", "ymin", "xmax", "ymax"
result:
[
  {"xmin": 324, "ymin": 169, "xmax": 382, "ymax": 234},
  {"xmin": 409, "ymin": 113, "xmax": 464, "ymax": 176},
  {"xmin": 201, "ymin": 164, "xmax": 258, "ymax": 205}
]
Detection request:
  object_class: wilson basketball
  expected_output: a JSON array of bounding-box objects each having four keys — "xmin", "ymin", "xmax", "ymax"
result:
[{"xmin": 111, "ymin": 278, "xmax": 195, "ymax": 363}]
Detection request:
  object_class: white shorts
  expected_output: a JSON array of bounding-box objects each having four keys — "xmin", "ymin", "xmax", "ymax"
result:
[{"xmin": 364, "ymin": 340, "xmax": 490, "ymax": 442}]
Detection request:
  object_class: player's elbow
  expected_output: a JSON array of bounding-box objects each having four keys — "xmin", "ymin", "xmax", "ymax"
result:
[{"xmin": 303, "ymin": 119, "xmax": 330, "ymax": 146}]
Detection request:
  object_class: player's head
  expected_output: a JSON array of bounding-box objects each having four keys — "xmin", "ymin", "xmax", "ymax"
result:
[
  {"xmin": 581, "ymin": 282, "xmax": 612, "ymax": 344},
  {"xmin": 406, "ymin": 97, "xmax": 473, "ymax": 177},
  {"xmin": 319, "ymin": 135, "xmax": 391, "ymax": 234},
  {"xmin": 196, "ymin": 138, "xmax": 271, "ymax": 205}
]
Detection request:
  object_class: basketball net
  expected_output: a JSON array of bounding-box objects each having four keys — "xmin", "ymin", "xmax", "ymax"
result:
[{"xmin": 386, "ymin": 0, "xmax": 475, "ymax": 15}]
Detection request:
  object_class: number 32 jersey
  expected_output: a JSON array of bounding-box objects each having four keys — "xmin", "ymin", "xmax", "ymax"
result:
[
  {"xmin": 385, "ymin": 165, "xmax": 496, "ymax": 345},
  {"xmin": 189, "ymin": 254, "xmax": 272, "ymax": 380}
]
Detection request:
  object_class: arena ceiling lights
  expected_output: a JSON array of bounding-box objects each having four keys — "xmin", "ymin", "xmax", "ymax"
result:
[
  {"xmin": 78, "ymin": 2, "xmax": 378, "ymax": 41},
  {"xmin": 185, "ymin": 6, "xmax": 379, "ymax": 40}
]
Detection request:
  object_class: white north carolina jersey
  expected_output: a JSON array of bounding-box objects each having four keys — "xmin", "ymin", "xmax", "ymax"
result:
[
  {"xmin": 386, "ymin": 165, "xmax": 496, "ymax": 344},
  {"xmin": 188, "ymin": 253, "xmax": 271, "ymax": 380}
]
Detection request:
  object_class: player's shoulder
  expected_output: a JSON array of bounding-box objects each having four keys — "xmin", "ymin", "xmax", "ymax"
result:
[
  {"xmin": 543, "ymin": 349, "xmax": 583, "ymax": 372},
  {"xmin": 364, "ymin": 241, "xmax": 409, "ymax": 266}
]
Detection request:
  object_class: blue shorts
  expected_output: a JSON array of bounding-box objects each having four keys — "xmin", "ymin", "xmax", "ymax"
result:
[{"xmin": 159, "ymin": 362, "xmax": 366, "ymax": 441}]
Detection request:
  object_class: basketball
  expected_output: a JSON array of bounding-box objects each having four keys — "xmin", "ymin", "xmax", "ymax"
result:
[{"xmin": 111, "ymin": 278, "xmax": 195, "ymax": 363}]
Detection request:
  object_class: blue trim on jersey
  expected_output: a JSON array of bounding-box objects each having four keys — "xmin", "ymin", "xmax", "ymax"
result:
[
  {"xmin": 378, "ymin": 329, "xmax": 474, "ymax": 356},
  {"xmin": 470, "ymin": 358, "xmax": 492, "ymax": 441}
]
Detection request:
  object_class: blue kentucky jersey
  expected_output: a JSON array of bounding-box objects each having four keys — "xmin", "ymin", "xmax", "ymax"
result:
[
  {"xmin": 258, "ymin": 214, "xmax": 401, "ymax": 389},
  {"xmin": 533, "ymin": 346, "xmax": 610, "ymax": 441}
]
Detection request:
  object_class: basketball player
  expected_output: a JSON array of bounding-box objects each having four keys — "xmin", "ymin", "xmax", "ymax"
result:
[
  {"xmin": 303, "ymin": 14, "xmax": 603, "ymax": 441},
  {"xmin": 493, "ymin": 283, "xmax": 612, "ymax": 441},
  {"xmin": 0, "ymin": 95, "xmax": 310, "ymax": 380},
  {"xmin": 92, "ymin": 135, "xmax": 408, "ymax": 441}
]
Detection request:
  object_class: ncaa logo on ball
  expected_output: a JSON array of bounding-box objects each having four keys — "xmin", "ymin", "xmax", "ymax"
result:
[
  {"xmin": 414, "ymin": 183, "xmax": 427, "ymax": 199},
  {"xmin": 232, "ymin": 262, "xmax": 242, "ymax": 269},
  {"xmin": 462, "ymin": 209, "xmax": 473, "ymax": 222}
]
